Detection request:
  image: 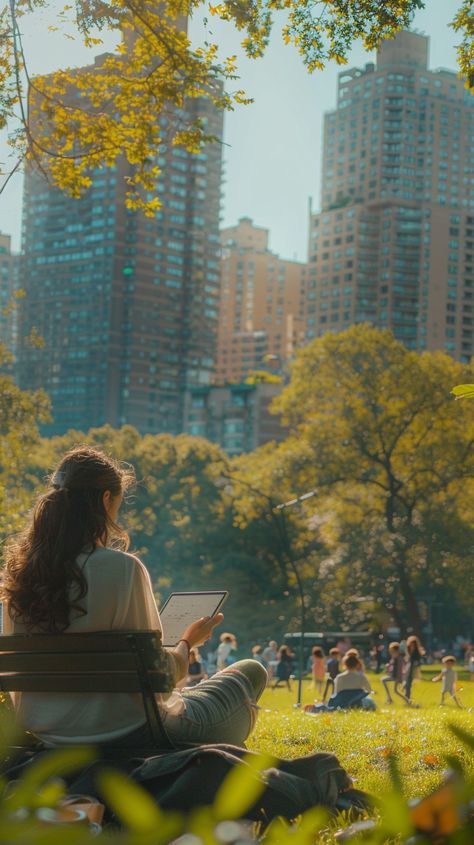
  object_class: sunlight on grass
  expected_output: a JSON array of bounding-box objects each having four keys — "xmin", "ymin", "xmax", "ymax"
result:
[{"xmin": 248, "ymin": 672, "xmax": 474, "ymax": 798}]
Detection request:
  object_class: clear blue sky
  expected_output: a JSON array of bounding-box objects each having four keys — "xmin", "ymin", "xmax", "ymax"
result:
[{"xmin": 0, "ymin": 0, "xmax": 461, "ymax": 259}]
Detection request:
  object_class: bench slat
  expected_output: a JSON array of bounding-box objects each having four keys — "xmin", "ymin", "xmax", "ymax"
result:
[
  {"xmin": 0, "ymin": 632, "xmax": 162, "ymax": 654},
  {"xmin": 0, "ymin": 653, "xmax": 140, "ymax": 673},
  {"xmin": 0, "ymin": 671, "xmax": 170, "ymax": 694}
]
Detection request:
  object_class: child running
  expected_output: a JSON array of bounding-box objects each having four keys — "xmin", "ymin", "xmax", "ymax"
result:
[
  {"xmin": 432, "ymin": 656, "xmax": 463, "ymax": 708},
  {"xmin": 381, "ymin": 642, "xmax": 408, "ymax": 705},
  {"xmin": 403, "ymin": 635, "xmax": 425, "ymax": 706},
  {"xmin": 322, "ymin": 648, "xmax": 340, "ymax": 702},
  {"xmin": 311, "ymin": 646, "xmax": 326, "ymax": 696}
]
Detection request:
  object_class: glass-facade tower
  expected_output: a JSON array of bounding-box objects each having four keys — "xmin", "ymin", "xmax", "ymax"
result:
[{"xmin": 17, "ymin": 58, "xmax": 223, "ymax": 435}]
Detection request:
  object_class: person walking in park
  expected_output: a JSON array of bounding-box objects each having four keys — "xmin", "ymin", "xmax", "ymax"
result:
[
  {"xmin": 469, "ymin": 652, "xmax": 474, "ymax": 682},
  {"xmin": 273, "ymin": 644, "xmax": 294, "ymax": 691},
  {"xmin": 216, "ymin": 632, "xmax": 237, "ymax": 671},
  {"xmin": 322, "ymin": 648, "xmax": 340, "ymax": 702},
  {"xmin": 465, "ymin": 644, "xmax": 474, "ymax": 681},
  {"xmin": 311, "ymin": 646, "xmax": 326, "ymax": 696},
  {"xmin": 381, "ymin": 642, "xmax": 408, "ymax": 705},
  {"xmin": 404, "ymin": 635, "xmax": 425, "ymax": 705},
  {"xmin": 370, "ymin": 639, "xmax": 384, "ymax": 673},
  {"xmin": 432, "ymin": 656, "xmax": 463, "ymax": 708},
  {"xmin": 262, "ymin": 640, "xmax": 279, "ymax": 681},
  {"xmin": 0, "ymin": 446, "xmax": 267, "ymax": 748},
  {"xmin": 251, "ymin": 644, "xmax": 268, "ymax": 667},
  {"xmin": 337, "ymin": 637, "xmax": 351, "ymax": 657},
  {"xmin": 185, "ymin": 649, "xmax": 207, "ymax": 687}
]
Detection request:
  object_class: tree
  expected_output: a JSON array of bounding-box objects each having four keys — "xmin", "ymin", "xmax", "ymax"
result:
[
  {"xmin": 244, "ymin": 370, "xmax": 283, "ymax": 385},
  {"xmin": 0, "ymin": 344, "xmax": 50, "ymax": 542},
  {"xmin": 229, "ymin": 445, "xmax": 328, "ymax": 639},
  {"xmin": 4, "ymin": 0, "xmax": 471, "ymax": 210},
  {"xmin": 270, "ymin": 325, "xmax": 474, "ymax": 636}
]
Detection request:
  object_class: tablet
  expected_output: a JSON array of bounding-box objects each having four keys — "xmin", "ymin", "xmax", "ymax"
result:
[{"xmin": 159, "ymin": 591, "xmax": 228, "ymax": 647}]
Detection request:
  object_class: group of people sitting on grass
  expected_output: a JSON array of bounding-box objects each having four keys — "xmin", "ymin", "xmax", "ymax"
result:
[{"xmin": 303, "ymin": 637, "xmax": 463, "ymax": 712}]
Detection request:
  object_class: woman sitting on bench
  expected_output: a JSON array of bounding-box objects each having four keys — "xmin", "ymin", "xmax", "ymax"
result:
[
  {"xmin": 1, "ymin": 446, "xmax": 373, "ymax": 821},
  {"xmin": 0, "ymin": 446, "xmax": 267, "ymax": 749}
]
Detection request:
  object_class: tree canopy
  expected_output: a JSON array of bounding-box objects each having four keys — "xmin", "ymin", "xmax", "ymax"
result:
[
  {"xmin": 0, "ymin": 344, "xmax": 50, "ymax": 538},
  {"xmin": 269, "ymin": 325, "xmax": 474, "ymax": 636},
  {"xmin": 3, "ymin": 0, "xmax": 473, "ymax": 210}
]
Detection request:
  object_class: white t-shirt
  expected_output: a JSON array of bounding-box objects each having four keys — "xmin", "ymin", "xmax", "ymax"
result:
[
  {"xmin": 334, "ymin": 670, "xmax": 371, "ymax": 695},
  {"xmin": 216, "ymin": 641, "xmax": 233, "ymax": 670},
  {"xmin": 441, "ymin": 667, "xmax": 457, "ymax": 692},
  {"xmin": 3, "ymin": 547, "xmax": 187, "ymax": 745}
]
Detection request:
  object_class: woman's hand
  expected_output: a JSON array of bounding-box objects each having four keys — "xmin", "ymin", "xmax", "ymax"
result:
[{"xmin": 181, "ymin": 613, "xmax": 224, "ymax": 648}]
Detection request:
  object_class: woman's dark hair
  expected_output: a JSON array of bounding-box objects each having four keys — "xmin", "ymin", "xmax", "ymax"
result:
[
  {"xmin": 1, "ymin": 446, "xmax": 135, "ymax": 632},
  {"xmin": 406, "ymin": 635, "xmax": 425, "ymax": 657},
  {"xmin": 343, "ymin": 654, "xmax": 360, "ymax": 671},
  {"xmin": 312, "ymin": 646, "xmax": 324, "ymax": 658}
]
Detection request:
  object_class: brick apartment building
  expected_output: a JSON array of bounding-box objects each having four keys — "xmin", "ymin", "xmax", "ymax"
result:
[
  {"xmin": 307, "ymin": 30, "xmax": 474, "ymax": 362},
  {"xmin": 217, "ymin": 218, "xmax": 306, "ymax": 383}
]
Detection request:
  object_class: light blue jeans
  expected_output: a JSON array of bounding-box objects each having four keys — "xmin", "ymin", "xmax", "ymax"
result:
[{"xmin": 164, "ymin": 659, "xmax": 268, "ymax": 747}]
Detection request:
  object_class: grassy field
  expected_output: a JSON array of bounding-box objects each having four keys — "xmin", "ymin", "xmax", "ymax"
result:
[{"xmin": 247, "ymin": 671, "xmax": 474, "ymax": 799}]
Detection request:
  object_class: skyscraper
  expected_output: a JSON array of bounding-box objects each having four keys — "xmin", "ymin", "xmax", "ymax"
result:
[
  {"xmin": 0, "ymin": 233, "xmax": 19, "ymax": 357},
  {"xmin": 17, "ymin": 55, "xmax": 223, "ymax": 435},
  {"xmin": 306, "ymin": 30, "xmax": 474, "ymax": 362},
  {"xmin": 217, "ymin": 217, "xmax": 306, "ymax": 383}
]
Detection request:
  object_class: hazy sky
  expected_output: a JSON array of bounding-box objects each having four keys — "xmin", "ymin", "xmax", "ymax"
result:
[{"xmin": 0, "ymin": 0, "xmax": 461, "ymax": 259}]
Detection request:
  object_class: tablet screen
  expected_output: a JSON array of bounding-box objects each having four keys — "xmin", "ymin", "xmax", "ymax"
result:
[{"xmin": 159, "ymin": 591, "xmax": 228, "ymax": 647}]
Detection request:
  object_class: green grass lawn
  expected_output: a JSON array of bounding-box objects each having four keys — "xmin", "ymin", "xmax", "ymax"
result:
[{"xmin": 248, "ymin": 672, "xmax": 474, "ymax": 799}]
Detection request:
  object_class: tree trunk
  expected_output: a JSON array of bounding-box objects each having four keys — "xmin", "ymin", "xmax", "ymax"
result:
[{"xmin": 394, "ymin": 551, "xmax": 424, "ymax": 637}]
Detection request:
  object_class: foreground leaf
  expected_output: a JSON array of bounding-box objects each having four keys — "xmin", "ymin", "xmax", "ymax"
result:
[
  {"xmin": 213, "ymin": 752, "xmax": 275, "ymax": 820},
  {"xmin": 451, "ymin": 384, "xmax": 474, "ymax": 399}
]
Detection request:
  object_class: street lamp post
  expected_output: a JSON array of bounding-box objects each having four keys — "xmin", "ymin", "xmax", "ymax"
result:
[
  {"xmin": 275, "ymin": 491, "xmax": 317, "ymax": 707},
  {"xmin": 221, "ymin": 472, "xmax": 317, "ymax": 708}
]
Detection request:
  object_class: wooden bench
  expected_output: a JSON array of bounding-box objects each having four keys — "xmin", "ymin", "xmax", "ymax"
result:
[{"xmin": 0, "ymin": 631, "xmax": 174, "ymax": 750}]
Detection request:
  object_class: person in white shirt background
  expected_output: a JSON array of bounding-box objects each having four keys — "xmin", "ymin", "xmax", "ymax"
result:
[{"xmin": 216, "ymin": 632, "xmax": 237, "ymax": 670}]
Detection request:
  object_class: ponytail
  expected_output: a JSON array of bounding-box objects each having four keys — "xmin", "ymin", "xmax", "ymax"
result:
[{"xmin": 1, "ymin": 446, "xmax": 134, "ymax": 632}]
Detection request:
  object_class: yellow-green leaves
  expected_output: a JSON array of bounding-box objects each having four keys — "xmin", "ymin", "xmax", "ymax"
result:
[
  {"xmin": 0, "ymin": 343, "xmax": 51, "ymax": 538},
  {"xmin": 451, "ymin": 0, "xmax": 474, "ymax": 91},
  {"xmin": 5, "ymin": 746, "xmax": 96, "ymax": 812},
  {"xmin": 97, "ymin": 768, "xmax": 181, "ymax": 839},
  {"xmin": 252, "ymin": 325, "xmax": 474, "ymax": 632},
  {"xmin": 452, "ymin": 383, "xmax": 474, "ymax": 400},
  {"xmin": 3, "ymin": 0, "xmax": 468, "ymax": 210},
  {"xmin": 213, "ymin": 752, "xmax": 275, "ymax": 820}
]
